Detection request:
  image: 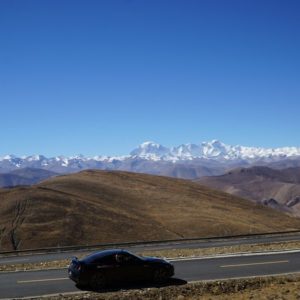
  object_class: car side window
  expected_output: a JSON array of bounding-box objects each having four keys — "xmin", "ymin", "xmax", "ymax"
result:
[
  {"xmin": 124, "ymin": 254, "xmax": 135, "ymax": 262},
  {"xmin": 119, "ymin": 253, "xmax": 140, "ymax": 264},
  {"xmin": 95, "ymin": 255, "xmax": 117, "ymax": 266}
]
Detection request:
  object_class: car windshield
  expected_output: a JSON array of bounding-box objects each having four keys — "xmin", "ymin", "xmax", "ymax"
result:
[{"xmin": 130, "ymin": 252, "xmax": 144, "ymax": 260}]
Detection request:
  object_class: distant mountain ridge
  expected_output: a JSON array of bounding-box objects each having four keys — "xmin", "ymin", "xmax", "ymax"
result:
[
  {"xmin": 1, "ymin": 140, "xmax": 300, "ymax": 177},
  {"xmin": 0, "ymin": 168, "xmax": 58, "ymax": 188},
  {"xmin": 131, "ymin": 140, "xmax": 300, "ymax": 161},
  {"xmin": 198, "ymin": 166, "xmax": 300, "ymax": 216}
]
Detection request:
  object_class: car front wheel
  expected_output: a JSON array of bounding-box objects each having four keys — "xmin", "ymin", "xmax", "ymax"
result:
[{"xmin": 153, "ymin": 268, "xmax": 169, "ymax": 283}]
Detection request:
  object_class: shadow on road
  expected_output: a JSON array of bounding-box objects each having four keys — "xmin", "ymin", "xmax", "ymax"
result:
[{"xmin": 76, "ymin": 278, "xmax": 187, "ymax": 293}]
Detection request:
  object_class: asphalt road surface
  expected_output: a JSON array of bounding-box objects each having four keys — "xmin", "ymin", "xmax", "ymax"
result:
[
  {"xmin": 1, "ymin": 251, "xmax": 300, "ymax": 299},
  {"xmin": 1, "ymin": 232, "xmax": 300, "ymax": 266}
]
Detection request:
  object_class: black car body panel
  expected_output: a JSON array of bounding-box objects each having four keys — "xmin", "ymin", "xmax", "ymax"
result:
[{"xmin": 68, "ymin": 249, "xmax": 174, "ymax": 287}]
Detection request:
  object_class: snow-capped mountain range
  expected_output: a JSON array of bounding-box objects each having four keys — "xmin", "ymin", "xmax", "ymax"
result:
[
  {"xmin": 1, "ymin": 140, "xmax": 300, "ymax": 176},
  {"xmin": 130, "ymin": 140, "xmax": 300, "ymax": 161}
]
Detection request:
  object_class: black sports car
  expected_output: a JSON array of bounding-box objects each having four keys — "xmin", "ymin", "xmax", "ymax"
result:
[{"xmin": 68, "ymin": 249, "xmax": 174, "ymax": 289}]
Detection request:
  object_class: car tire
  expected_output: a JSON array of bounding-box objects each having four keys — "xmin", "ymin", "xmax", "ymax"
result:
[
  {"xmin": 75, "ymin": 282, "xmax": 88, "ymax": 289},
  {"xmin": 89, "ymin": 272, "xmax": 106, "ymax": 290},
  {"xmin": 153, "ymin": 268, "xmax": 168, "ymax": 283}
]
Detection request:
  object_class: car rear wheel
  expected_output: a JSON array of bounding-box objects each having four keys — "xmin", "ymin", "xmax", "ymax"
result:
[
  {"xmin": 153, "ymin": 268, "xmax": 169, "ymax": 282},
  {"xmin": 90, "ymin": 272, "xmax": 106, "ymax": 290}
]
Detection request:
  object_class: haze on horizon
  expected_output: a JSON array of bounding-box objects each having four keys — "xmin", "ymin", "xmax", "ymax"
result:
[{"xmin": 1, "ymin": 0, "xmax": 300, "ymax": 157}]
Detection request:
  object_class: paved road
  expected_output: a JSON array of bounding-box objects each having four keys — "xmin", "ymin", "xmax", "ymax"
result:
[
  {"xmin": 1, "ymin": 251, "xmax": 300, "ymax": 299},
  {"xmin": 1, "ymin": 232, "xmax": 300, "ymax": 266}
]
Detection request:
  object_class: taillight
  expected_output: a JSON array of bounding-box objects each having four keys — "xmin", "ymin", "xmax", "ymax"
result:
[{"xmin": 71, "ymin": 257, "xmax": 82, "ymax": 271}]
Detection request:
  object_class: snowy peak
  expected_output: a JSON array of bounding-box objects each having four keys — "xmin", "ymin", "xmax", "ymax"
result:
[
  {"xmin": 131, "ymin": 140, "xmax": 300, "ymax": 161},
  {"xmin": 201, "ymin": 140, "xmax": 230, "ymax": 158},
  {"xmin": 171, "ymin": 144, "xmax": 202, "ymax": 159},
  {"xmin": 130, "ymin": 141, "xmax": 170, "ymax": 160},
  {"xmin": 130, "ymin": 140, "xmax": 234, "ymax": 161}
]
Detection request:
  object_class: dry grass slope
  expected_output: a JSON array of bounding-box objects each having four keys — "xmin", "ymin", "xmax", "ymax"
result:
[{"xmin": 1, "ymin": 170, "xmax": 300, "ymax": 251}]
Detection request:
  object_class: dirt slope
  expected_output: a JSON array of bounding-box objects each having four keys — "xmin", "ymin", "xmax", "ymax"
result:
[{"xmin": 1, "ymin": 170, "xmax": 300, "ymax": 251}]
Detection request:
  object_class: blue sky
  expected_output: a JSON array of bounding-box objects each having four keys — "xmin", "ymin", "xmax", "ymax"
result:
[{"xmin": 1, "ymin": 0, "xmax": 300, "ymax": 156}]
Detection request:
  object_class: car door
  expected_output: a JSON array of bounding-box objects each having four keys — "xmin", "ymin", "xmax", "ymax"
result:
[
  {"xmin": 117, "ymin": 253, "xmax": 146, "ymax": 282},
  {"xmin": 95, "ymin": 254, "xmax": 122, "ymax": 282}
]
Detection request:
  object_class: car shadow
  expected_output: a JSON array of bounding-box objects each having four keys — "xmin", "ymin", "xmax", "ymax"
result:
[{"xmin": 76, "ymin": 277, "xmax": 187, "ymax": 293}]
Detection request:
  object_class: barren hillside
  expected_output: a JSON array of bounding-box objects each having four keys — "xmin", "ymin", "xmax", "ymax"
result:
[{"xmin": 1, "ymin": 170, "xmax": 300, "ymax": 251}]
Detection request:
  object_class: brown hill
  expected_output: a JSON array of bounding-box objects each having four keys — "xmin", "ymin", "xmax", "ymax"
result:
[
  {"xmin": 1, "ymin": 170, "xmax": 300, "ymax": 251},
  {"xmin": 198, "ymin": 167, "xmax": 300, "ymax": 216}
]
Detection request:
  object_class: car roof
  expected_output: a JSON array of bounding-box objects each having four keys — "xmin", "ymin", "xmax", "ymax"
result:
[{"xmin": 82, "ymin": 249, "xmax": 129, "ymax": 263}]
